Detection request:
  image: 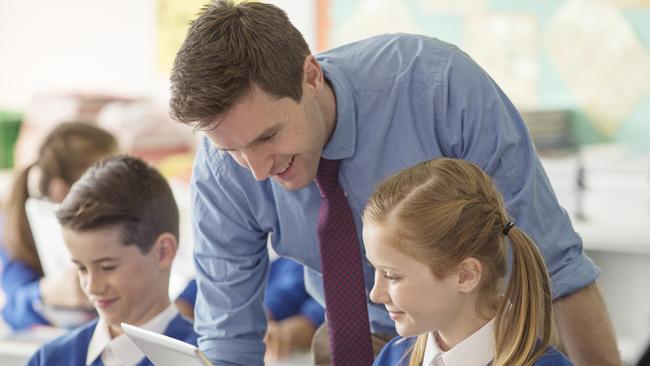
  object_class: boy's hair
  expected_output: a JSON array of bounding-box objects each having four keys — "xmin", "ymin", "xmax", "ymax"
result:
[
  {"xmin": 3, "ymin": 122, "xmax": 117, "ymax": 274},
  {"xmin": 169, "ymin": 0, "xmax": 310, "ymax": 129},
  {"xmin": 363, "ymin": 158, "xmax": 552, "ymax": 366},
  {"xmin": 56, "ymin": 155, "xmax": 179, "ymax": 254}
]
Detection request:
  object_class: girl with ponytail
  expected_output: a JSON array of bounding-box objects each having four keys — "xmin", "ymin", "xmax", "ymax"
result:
[
  {"xmin": 364, "ymin": 158, "xmax": 572, "ymax": 366},
  {"xmin": 1, "ymin": 122, "xmax": 117, "ymax": 330}
]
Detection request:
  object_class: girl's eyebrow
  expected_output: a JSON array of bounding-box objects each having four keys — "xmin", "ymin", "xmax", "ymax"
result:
[{"xmin": 365, "ymin": 257, "xmax": 399, "ymax": 271}]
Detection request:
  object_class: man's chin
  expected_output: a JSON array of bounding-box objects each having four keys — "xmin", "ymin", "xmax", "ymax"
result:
[{"xmin": 272, "ymin": 176, "xmax": 311, "ymax": 191}]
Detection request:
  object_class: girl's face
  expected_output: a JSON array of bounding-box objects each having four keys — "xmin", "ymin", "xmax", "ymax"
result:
[{"xmin": 363, "ymin": 222, "xmax": 464, "ymax": 337}]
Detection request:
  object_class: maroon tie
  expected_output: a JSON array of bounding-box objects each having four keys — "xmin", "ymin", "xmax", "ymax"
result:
[{"xmin": 315, "ymin": 158, "xmax": 373, "ymax": 366}]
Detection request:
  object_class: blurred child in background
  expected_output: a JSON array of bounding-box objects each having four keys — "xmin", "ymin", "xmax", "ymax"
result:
[
  {"xmin": 1, "ymin": 122, "xmax": 118, "ymax": 330},
  {"xmin": 363, "ymin": 158, "xmax": 572, "ymax": 366}
]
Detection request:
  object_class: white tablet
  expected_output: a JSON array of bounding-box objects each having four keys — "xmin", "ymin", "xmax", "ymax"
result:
[
  {"xmin": 121, "ymin": 323, "xmax": 213, "ymax": 366},
  {"xmin": 24, "ymin": 198, "xmax": 70, "ymax": 277}
]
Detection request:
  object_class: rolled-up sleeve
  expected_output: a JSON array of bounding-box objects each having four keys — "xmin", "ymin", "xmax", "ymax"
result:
[
  {"xmin": 191, "ymin": 139, "xmax": 269, "ymax": 366},
  {"xmin": 437, "ymin": 48, "xmax": 599, "ymax": 298}
]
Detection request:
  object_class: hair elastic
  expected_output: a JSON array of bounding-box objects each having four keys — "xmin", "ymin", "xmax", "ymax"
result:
[{"xmin": 502, "ymin": 221, "xmax": 515, "ymax": 236}]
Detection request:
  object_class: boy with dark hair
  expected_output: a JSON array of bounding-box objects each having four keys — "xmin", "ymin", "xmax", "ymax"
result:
[{"xmin": 28, "ymin": 155, "xmax": 197, "ymax": 366}]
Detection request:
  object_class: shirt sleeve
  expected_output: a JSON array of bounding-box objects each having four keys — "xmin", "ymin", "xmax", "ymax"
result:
[
  {"xmin": 191, "ymin": 139, "xmax": 269, "ymax": 366},
  {"xmin": 1, "ymin": 247, "xmax": 50, "ymax": 329},
  {"xmin": 436, "ymin": 47, "xmax": 599, "ymax": 298}
]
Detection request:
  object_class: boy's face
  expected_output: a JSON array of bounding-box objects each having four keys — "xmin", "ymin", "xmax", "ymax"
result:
[
  {"xmin": 204, "ymin": 65, "xmax": 333, "ymax": 191},
  {"xmin": 363, "ymin": 222, "xmax": 464, "ymax": 338},
  {"xmin": 63, "ymin": 226, "xmax": 168, "ymax": 330}
]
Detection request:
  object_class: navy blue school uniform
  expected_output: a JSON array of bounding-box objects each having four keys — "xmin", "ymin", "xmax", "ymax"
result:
[
  {"xmin": 0, "ymin": 217, "xmax": 50, "ymax": 330},
  {"xmin": 373, "ymin": 336, "xmax": 574, "ymax": 366},
  {"xmin": 27, "ymin": 313, "xmax": 197, "ymax": 366}
]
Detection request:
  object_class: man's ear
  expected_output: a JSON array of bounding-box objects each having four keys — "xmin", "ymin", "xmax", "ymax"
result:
[
  {"xmin": 302, "ymin": 55, "xmax": 324, "ymax": 95},
  {"xmin": 456, "ymin": 257, "xmax": 483, "ymax": 293},
  {"xmin": 151, "ymin": 233, "xmax": 178, "ymax": 270}
]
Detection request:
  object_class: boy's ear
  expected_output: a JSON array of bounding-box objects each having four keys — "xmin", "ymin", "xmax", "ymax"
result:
[
  {"xmin": 152, "ymin": 233, "xmax": 177, "ymax": 270},
  {"xmin": 456, "ymin": 257, "xmax": 483, "ymax": 293}
]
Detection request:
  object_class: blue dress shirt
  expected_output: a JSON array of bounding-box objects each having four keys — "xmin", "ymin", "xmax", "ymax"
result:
[{"xmin": 190, "ymin": 33, "xmax": 599, "ymax": 365}]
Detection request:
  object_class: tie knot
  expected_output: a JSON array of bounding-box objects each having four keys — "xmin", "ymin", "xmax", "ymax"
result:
[{"xmin": 315, "ymin": 158, "xmax": 340, "ymax": 197}]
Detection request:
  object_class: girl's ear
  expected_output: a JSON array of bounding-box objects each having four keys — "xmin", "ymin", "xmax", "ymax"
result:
[
  {"xmin": 456, "ymin": 257, "xmax": 483, "ymax": 293},
  {"xmin": 152, "ymin": 233, "xmax": 178, "ymax": 270}
]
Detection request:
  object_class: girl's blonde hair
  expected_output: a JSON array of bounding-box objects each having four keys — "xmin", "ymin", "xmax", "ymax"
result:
[
  {"xmin": 363, "ymin": 158, "xmax": 552, "ymax": 366},
  {"xmin": 3, "ymin": 122, "xmax": 117, "ymax": 274}
]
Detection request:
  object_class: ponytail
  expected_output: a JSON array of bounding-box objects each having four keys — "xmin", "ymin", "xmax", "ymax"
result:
[
  {"xmin": 407, "ymin": 334, "xmax": 427, "ymax": 366},
  {"xmin": 493, "ymin": 226, "xmax": 552, "ymax": 366},
  {"xmin": 3, "ymin": 164, "xmax": 44, "ymax": 275}
]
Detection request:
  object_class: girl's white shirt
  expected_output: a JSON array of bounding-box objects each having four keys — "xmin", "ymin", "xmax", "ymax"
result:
[{"xmin": 422, "ymin": 318, "xmax": 495, "ymax": 366}]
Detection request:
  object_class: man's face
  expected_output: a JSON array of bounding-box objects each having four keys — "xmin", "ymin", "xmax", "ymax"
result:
[{"xmin": 204, "ymin": 83, "xmax": 332, "ymax": 190}]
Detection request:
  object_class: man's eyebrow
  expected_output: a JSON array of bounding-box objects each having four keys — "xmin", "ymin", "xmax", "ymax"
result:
[{"xmin": 217, "ymin": 123, "xmax": 284, "ymax": 152}]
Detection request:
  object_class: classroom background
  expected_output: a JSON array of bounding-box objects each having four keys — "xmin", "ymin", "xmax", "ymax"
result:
[{"xmin": 1, "ymin": 0, "xmax": 649, "ymax": 365}]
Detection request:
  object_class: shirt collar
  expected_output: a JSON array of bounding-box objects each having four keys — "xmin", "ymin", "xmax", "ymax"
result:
[
  {"xmin": 86, "ymin": 303, "xmax": 179, "ymax": 366},
  {"xmin": 422, "ymin": 319, "xmax": 495, "ymax": 366},
  {"xmin": 319, "ymin": 61, "xmax": 356, "ymax": 161}
]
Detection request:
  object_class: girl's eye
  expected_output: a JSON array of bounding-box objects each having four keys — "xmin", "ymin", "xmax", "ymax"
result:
[
  {"xmin": 77, "ymin": 266, "xmax": 87, "ymax": 273},
  {"xmin": 101, "ymin": 266, "xmax": 117, "ymax": 272},
  {"xmin": 383, "ymin": 273, "xmax": 401, "ymax": 282}
]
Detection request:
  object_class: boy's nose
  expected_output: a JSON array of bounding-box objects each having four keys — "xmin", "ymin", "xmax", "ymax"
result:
[{"xmin": 85, "ymin": 272, "xmax": 107, "ymax": 295}]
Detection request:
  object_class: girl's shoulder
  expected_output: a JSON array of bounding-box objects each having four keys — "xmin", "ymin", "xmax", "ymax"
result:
[
  {"xmin": 373, "ymin": 336, "xmax": 417, "ymax": 366},
  {"xmin": 534, "ymin": 346, "xmax": 574, "ymax": 366}
]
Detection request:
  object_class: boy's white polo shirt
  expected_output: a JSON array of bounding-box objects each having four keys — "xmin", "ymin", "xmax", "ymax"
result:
[
  {"xmin": 422, "ymin": 318, "xmax": 495, "ymax": 366},
  {"xmin": 86, "ymin": 303, "xmax": 179, "ymax": 366}
]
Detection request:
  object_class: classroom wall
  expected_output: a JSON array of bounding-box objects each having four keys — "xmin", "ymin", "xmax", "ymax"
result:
[
  {"xmin": 0, "ymin": 0, "xmax": 316, "ymax": 111},
  {"xmin": 329, "ymin": 0, "xmax": 650, "ymax": 151}
]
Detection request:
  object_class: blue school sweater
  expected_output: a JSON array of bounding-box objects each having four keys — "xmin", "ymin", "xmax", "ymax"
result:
[
  {"xmin": 374, "ymin": 336, "xmax": 574, "ymax": 366},
  {"xmin": 27, "ymin": 313, "xmax": 197, "ymax": 366}
]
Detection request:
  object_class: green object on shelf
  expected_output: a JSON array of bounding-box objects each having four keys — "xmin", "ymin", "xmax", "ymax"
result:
[{"xmin": 0, "ymin": 111, "xmax": 23, "ymax": 169}]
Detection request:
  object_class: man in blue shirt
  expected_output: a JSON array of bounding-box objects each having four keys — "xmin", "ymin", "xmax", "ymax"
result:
[{"xmin": 169, "ymin": 1, "xmax": 620, "ymax": 365}]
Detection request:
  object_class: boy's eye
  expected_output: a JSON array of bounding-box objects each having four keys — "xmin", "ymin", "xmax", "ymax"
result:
[{"xmin": 259, "ymin": 132, "xmax": 277, "ymax": 143}]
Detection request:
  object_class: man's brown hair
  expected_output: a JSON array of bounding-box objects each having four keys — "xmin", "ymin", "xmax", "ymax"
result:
[
  {"xmin": 169, "ymin": 0, "xmax": 310, "ymax": 129},
  {"xmin": 56, "ymin": 155, "xmax": 179, "ymax": 254}
]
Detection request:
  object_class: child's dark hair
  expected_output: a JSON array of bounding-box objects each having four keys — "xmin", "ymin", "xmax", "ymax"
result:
[{"xmin": 56, "ymin": 155, "xmax": 179, "ymax": 253}]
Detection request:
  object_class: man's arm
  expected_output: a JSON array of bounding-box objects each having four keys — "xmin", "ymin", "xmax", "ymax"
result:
[
  {"xmin": 191, "ymin": 138, "xmax": 270, "ymax": 366},
  {"xmin": 554, "ymin": 283, "xmax": 621, "ymax": 366}
]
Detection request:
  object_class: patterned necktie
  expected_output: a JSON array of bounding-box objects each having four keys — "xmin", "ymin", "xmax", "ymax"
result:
[{"xmin": 315, "ymin": 158, "xmax": 374, "ymax": 366}]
